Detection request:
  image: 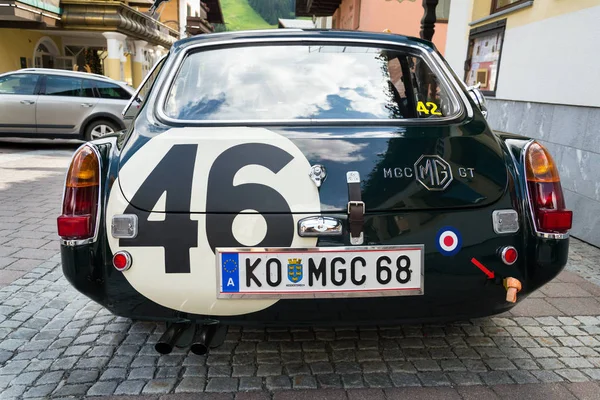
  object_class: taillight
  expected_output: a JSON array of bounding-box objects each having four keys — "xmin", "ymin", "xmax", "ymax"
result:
[
  {"xmin": 57, "ymin": 145, "xmax": 100, "ymax": 240},
  {"xmin": 525, "ymin": 142, "xmax": 572, "ymax": 234}
]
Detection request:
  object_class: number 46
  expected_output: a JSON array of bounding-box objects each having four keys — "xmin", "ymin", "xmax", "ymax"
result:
[{"xmin": 417, "ymin": 101, "xmax": 442, "ymax": 116}]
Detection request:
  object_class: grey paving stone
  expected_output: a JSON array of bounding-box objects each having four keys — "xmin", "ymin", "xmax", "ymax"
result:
[
  {"xmin": 363, "ymin": 373, "xmax": 392, "ymax": 388},
  {"xmin": 527, "ymin": 347, "xmax": 556, "ymax": 358},
  {"xmin": 413, "ymin": 360, "xmax": 441, "ymax": 372},
  {"xmin": 184, "ymin": 365, "xmax": 208, "ymax": 377},
  {"xmin": 291, "ymin": 375, "xmax": 317, "ymax": 389},
  {"xmin": 417, "ymin": 372, "xmax": 451, "ymax": 387},
  {"xmin": 206, "ymin": 377, "xmax": 239, "ymax": 392},
  {"xmin": 0, "ymin": 339, "xmax": 25, "ymax": 351},
  {"xmin": 388, "ymin": 361, "xmax": 417, "ymax": 373},
  {"xmin": 75, "ymin": 356, "xmax": 110, "ymax": 369},
  {"xmin": 131, "ymin": 355, "xmax": 157, "ymax": 367},
  {"xmin": 0, "ymin": 384, "xmax": 27, "ymax": 399},
  {"xmin": 390, "ymin": 372, "xmax": 420, "ymax": 387},
  {"xmin": 317, "ymin": 373, "xmax": 342, "ymax": 389},
  {"xmin": 142, "ymin": 378, "xmax": 177, "ymax": 394},
  {"xmin": 175, "ymin": 377, "xmax": 206, "ymax": 393},
  {"xmin": 256, "ymin": 364, "xmax": 281, "ymax": 377},
  {"xmin": 24, "ymin": 359, "xmax": 52, "ymax": 373},
  {"xmin": 447, "ymin": 371, "xmax": 483, "ymax": 386},
  {"xmin": 10, "ymin": 370, "xmax": 41, "ymax": 386},
  {"xmin": 209, "ymin": 365, "xmax": 232, "ymax": 378},
  {"xmin": 531, "ymin": 370, "xmax": 564, "ymax": 383},
  {"xmin": 99, "ymin": 367, "xmax": 126, "ymax": 381},
  {"xmin": 561, "ymin": 357, "xmax": 594, "ymax": 368},
  {"xmin": 535, "ymin": 357, "xmax": 565, "ymax": 370},
  {"xmin": 462, "ymin": 360, "xmax": 487, "ymax": 372},
  {"xmin": 87, "ymin": 381, "xmax": 118, "ymax": 396},
  {"xmin": 156, "ymin": 366, "xmax": 181, "ymax": 378},
  {"xmin": 341, "ymin": 373, "xmax": 365, "ymax": 389},
  {"xmin": 108, "ymin": 355, "xmax": 134, "ymax": 368},
  {"xmin": 480, "ymin": 371, "xmax": 515, "ymax": 385},
  {"xmin": 114, "ymin": 380, "xmax": 146, "ymax": 395},
  {"xmin": 513, "ymin": 358, "xmax": 540, "ymax": 370},
  {"xmin": 361, "ymin": 361, "xmax": 387, "ymax": 374},
  {"xmin": 484, "ymin": 358, "xmax": 517, "ymax": 371},
  {"xmin": 88, "ymin": 345, "xmax": 115, "ymax": 357},
  {"xmin": 440, "ymin": 359, "xmax": 466, "ymax": 372},
  {"xmin": 66, "ymin": 369, "xmax": 100, "ymax": 385},
  {"xmin": 0, "ymin": 374, "xmax": 15, "ymax": 389},
  {"xmin": 52, "ymin": 383, "xmax": 92, "ymax": 397},
  {"xmin": 232, "ymin": 365, "xmax": 256, "ymax": 377},
  {"xmin": 554, "ymin": 347, "xmax": 579, "ymax": 357},
  {"xmin": 62, "ymin": 345, "xmax": 90, "ymax": 356},
  {"xmin": 508, "ymin": 370, "xmax": 539, "ymax": 384},
  {"xmin": 556, "ymin": 368, "xmax": 590, "ymax": 382},
  {"xmin": 0, "ymin": 360, "xmax": 29, "ymax": 375},
  {"xmin": 239, "ymin": 377, "xmax": 263, "ymax": 391},
  {"xmin": 581, "ymin": 368, "xmax": 600, "ymax": 380},
  {"xmin": 128, "ymin": 367, "xmax": 155, "ymax": 380}
]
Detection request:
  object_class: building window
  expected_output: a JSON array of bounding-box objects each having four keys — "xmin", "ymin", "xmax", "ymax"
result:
[
  {"xmin": 491, "ymin": 0, "xmax": 530, "ymax": 13},
  {"xmin": 464, "ymin": 20, "xmax": 506, "ymax": 96},
  {"xmin": 437, "ymin": 0, "xmax": 451, "ymax": 22}
]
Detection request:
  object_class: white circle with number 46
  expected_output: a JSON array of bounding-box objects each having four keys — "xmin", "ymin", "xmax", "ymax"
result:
[{"xmin": 106, "ymin": 127, "xmax": 321, "ymax": 316}]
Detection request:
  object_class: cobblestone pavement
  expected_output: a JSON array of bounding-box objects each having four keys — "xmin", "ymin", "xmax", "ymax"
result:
[{"xmin": 0, "ymin": 141, "xmax": 599, "ymax": 399}]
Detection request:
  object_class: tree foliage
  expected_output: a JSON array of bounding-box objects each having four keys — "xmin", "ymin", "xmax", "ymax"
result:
[{"xmin": 247, "ymin": 0, "xmax": 295, "ymax": 25}]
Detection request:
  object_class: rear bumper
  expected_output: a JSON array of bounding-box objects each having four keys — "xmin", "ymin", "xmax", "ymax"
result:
[{"xmin": 60, "ymin": 233, "xmax": 568, "ymax": 325}]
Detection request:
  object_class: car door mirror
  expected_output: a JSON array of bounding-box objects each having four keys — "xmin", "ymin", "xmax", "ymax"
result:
[{"xmin": 467, "ymin": 83, "xmax": 488, "ymax": 119}]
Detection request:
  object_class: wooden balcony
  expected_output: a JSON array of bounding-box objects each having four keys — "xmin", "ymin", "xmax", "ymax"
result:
[
  {"xmin": 186, "ymin": 15, "xmax": 213, "ymax": 35},
  {"xmin": 296, "ymin": 0, "xmax": 342, "ymax": 17}
]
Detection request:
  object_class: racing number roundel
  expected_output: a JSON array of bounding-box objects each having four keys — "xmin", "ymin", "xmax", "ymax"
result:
[
  {"xmin": 436, "ymin": 226, "xmax": 462, "ymax": 256},
  {"xmin": 106, "ymin": 128, "xmax": 321, "ymax": 315}
]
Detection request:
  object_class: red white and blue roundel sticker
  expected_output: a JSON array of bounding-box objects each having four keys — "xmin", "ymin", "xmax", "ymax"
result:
[{"xmin": 436, "ymin": 227, "xmax": 462, "ymax": 256}]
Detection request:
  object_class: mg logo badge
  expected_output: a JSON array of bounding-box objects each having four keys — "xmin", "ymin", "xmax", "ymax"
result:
[{"xmin": 414, "ymin": 155, "xmax": 453, "ymax": 191}]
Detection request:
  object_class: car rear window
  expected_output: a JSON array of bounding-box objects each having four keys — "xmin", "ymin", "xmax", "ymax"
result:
[
  {"xmin": 164, "ymin": 44, "xmax": 460, "ymax": 121},
  {"xmin": 96, "ymin": 81, "xmax": 131, "ymax": 100}
]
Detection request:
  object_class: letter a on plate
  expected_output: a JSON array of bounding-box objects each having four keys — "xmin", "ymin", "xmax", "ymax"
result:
[{"xmin": 221, "ymin": 253, "xmax": 239, "ymax": 292}]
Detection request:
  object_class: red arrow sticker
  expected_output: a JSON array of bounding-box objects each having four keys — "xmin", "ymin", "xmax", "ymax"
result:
[{"xmin": 471, "ymin": 257, "xmax": 495, "ymax": 279}]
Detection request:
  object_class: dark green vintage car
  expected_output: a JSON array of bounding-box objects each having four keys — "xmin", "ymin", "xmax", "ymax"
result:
[{"xmin": 57, "ymin": 30, "xmax": 572, "ymax": 354}]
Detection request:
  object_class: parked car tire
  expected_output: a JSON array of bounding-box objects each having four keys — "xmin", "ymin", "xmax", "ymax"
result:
[{"xmin": 84, "ymin": 119, "xmax": 119, "ymax": 141}]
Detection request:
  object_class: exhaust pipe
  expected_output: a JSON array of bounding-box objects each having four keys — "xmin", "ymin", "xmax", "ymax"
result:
[
  {"xmin": 155, "ymin": 323, "xmax": 189, "ymax": 355},
  {"xmin": 190, "ymin": 325, "xmax": 216, "ymax": 355}
]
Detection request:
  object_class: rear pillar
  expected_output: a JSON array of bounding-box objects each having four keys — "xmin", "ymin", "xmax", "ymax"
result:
[{"xmin": 102, "ymin": 32, "xmax": 127, "ymax": 81}]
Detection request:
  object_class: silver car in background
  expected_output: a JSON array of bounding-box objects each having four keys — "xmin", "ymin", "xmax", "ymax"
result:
[{"xmin": 0, "ymin": 68, "xmax": 135, "ymax": 141}]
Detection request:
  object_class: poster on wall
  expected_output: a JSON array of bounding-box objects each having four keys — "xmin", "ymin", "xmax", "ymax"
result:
[{"xmin": 466, "ymin": 29, "xmax": 504, "ymax": 93}]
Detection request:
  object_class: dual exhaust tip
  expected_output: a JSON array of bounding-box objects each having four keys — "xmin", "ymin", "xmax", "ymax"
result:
[{"xmin": 155, "ymin": 323, "xmax": 216, "ymax": 355}]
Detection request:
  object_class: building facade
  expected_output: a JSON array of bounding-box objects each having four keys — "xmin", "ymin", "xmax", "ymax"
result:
[
  {"xmin": 297, "ymin": 0, "xmax": 451, "ymax": 54},
  {"xmin": 445, "ymin": 0, "xmax": 600, "ymax": 246},
  {"xmin": 0, "ymin": 0, "xmax": 222, "ymax": 87}
]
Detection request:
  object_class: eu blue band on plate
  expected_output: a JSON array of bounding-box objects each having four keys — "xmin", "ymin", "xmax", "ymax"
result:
[{"xmin": 221, "ymin": 253, "xmax": 240, "ymax": 293}]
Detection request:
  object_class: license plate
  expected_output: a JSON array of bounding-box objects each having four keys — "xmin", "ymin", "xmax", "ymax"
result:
[{"xmin": 216, "ymin": 245, "xmax": 424, "ymax": 299}]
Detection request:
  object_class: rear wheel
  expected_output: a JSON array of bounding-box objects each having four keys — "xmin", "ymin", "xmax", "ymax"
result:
[{"xmin": 84, "ymin": 119, "xmax": 118, "ymax": 141}]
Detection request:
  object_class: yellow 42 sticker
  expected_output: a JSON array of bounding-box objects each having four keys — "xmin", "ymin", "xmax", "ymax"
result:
[{"xmin": 417, "ymin": 101, "xmax": 442, "ymax": 116}]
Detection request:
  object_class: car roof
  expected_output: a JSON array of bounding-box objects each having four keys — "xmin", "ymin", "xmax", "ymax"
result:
[
  {"xmin": 4, "ymin": 68, "xmax": 134, "ymax": 92},
  {"xmin": 17, "ymin": 68, "xmax": 111, "ymax": 81},
  {"xmin": 173, "ymin": 29, "xmax": 436, "ymax": 52}
]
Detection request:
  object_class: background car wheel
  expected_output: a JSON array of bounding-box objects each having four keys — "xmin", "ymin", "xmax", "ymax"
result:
[{"xmin": 84, "ymin": 119, "xmax": 119, "ymax": 141}]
